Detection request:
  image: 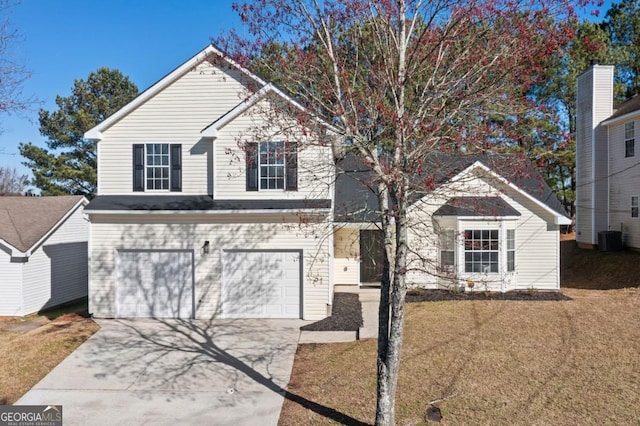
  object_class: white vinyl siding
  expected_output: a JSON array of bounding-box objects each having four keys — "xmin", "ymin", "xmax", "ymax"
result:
[
  {"xmin": 214, "ymin": 96, "xmax": 332, "ymax": 200},
  {"xmin": 96, "ymin": 60, "xmax": 250, "ymax": 195},
  {"xmin": 332, "ymin": 227, "xmax": 360, "ymax": 286},
  {"xmin": 608, "ymin": 118, "xmax": 640, "ymax": 248},
  {"xmin": 405, "ymin": 171, "xmax": 561, "ymax": 291},
  {"xmin": 0, "ymin": 248, "xmax": 23, "ymax": 316},
  {"xmin": 21, "ymin": 205, "xmax": 88, "ymax": 315},
  {"xmin": 89, "ymin": 214, "xmax": 331, "ymax": 320}
]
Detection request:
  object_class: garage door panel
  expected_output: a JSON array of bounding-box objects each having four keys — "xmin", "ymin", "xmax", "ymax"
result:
[
  {"xmin": 222, "ymin": 251, "xmax": 301, "ymax": 319},
  {"xmin": 116, "ymin": 251, "xmax": 193, "ymax": 319}
]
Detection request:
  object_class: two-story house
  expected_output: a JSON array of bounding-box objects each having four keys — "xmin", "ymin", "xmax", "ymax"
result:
[
  {"xmin": 84, "ymin": 45, "xmax": 571, "ymax": 320},
  {"xmin": 576, "ymin": 66, "xmax": 640, "ymax": 249}
]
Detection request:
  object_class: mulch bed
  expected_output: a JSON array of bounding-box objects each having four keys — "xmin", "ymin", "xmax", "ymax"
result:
[
  {"xmin": 300, "ymin": 292, "xmax": 363, "ymax": 331},
  {"xmin": 406, "ymin": 288, "xmax": 572, "ymax": 302}
]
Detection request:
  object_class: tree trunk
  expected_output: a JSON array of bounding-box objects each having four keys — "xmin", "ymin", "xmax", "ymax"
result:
[{"xmin": 375, "ymin": 193, "xmax": 408, "ymax": 426}]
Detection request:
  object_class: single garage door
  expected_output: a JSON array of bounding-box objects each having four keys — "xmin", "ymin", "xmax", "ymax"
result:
[
  {"xmin": 222, "ymin": 250, "xmax": 301, "ymax": 318},
  {"xmin": 115, "ymin": 250, "xmax": 194, "ymax": 318}
]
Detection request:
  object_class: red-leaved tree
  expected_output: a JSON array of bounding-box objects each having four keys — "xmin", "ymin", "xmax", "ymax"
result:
[{"xmin": 220, "ymin": 1, "xmax": 600, "ymax": 424}]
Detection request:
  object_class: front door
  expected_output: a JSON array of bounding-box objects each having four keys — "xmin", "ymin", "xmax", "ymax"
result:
[{"xmin": 360, "ymin": 230, "xmax": 384, "ymax": 283}]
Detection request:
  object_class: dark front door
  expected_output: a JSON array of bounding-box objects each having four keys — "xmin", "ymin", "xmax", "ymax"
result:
[{"xmin": 360, "ymin": 230, "xmax": 384, "ymax": 283}]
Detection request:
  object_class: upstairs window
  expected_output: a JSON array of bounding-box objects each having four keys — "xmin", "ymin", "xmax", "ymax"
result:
[
  {"xmin": 464, "ymin": 229, "xmax": 498, "ymax": 273},
  {"xmin": 246, "ymin": 141, "xmax": 297, "ymax": 191},
  {"xmin": 632, "ymin": 196, "xmax": 639, "ymax": 218},
  {"xmin": 625, "ymin": 122, "xmax": 635, "ymax": 158},
  {"xmin": 146, "ymin": 144, "xmax": 169, "ymax": 190},
  {"xmin": 133, "ymin": 144, "xmax": 181, "ymax": 192}
]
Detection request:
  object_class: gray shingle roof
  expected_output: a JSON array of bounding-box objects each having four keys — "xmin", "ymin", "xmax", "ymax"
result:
[
  {"xmin": 85, "ymin": 195, "xmax": 332, "ymax": 212},
  {"xmin": 0, "ymin": 196, "xmax": 85, "ymax": 252},
  {"xmin": 608, "ymin": 94, "xmax": 640, "ymax": 121},
  {"xmin": 433, "ymin": 197, "xmax": 521, "ymax": 217},
  {"xmin": 334, "ymin": 153, "xmax": 567, "ymax": 222}
]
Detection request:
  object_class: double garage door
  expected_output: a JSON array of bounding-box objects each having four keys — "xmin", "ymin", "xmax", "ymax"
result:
[{"xmin": 115, "ymin": 249, "xmax": 301, "ymax": 319}]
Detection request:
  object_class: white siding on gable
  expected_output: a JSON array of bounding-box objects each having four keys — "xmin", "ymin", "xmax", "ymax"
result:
[
  {"xmin": 89, "ymin": 214, "xmax": 331, "ymax": 320},
  {"xmin": 214, "ymin": 96, "xmax": 333, "ymax": 201},
  {"xmin": 21, "ymin": 204, "xmax": 88, "ymax": 314},
  {"xmin": 405, "ymin": 171, "xmax": 561, "ymax": 291},
  {"xmin": 608, "ymin": 118, "xmax": 640, "ymax": 247},
  {"xmin": 97, "ymin": 60, "xmax": 251, "ymax": 195},
  {"xmin": 0, "ymin": 247, "xmax": 23, "ymax": 316}
]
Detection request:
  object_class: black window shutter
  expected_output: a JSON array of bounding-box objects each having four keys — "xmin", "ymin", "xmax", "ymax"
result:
[
  {"xmin": 133, "ymin": 144, "xmax": 145, "ymax": 192},
  {"xmin": 170, "ymin": 144, "xmax": 182, "ymax": 192},
  {"xmin": 246, "ymin": 142, "xmax": 259, "ymax": 191},
  {"xmin": 285, "ymin": 141, "xmax": 298, "ymax": 191}
]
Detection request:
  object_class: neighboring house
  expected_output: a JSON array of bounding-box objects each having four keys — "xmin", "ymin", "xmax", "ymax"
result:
[
  {"xmin": 0, "ymin": 196, "xmax": 89, "ymax": 316},
  {"xmin": 576, "ymin": 66, "xmax": 640, "ymax": 249},
  {"xmin": 84, "ymin": 44, "xmax": 570, "ymax": 321}
]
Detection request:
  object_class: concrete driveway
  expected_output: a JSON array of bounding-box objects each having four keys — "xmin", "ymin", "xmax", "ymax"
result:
[{"xmin": 18, "ymin": 318, "xmax": 304, "ymax": 426}]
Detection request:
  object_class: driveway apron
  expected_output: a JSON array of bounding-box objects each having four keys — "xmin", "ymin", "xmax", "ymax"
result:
[{"xmin": 17, "ymin": 318, "xmax": 304, "ymax": 426}]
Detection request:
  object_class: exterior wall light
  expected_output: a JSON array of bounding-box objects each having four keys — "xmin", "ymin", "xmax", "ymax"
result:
[{"xmin": 202, "ymin": 241, "xmax": 210, "ymax": 255}]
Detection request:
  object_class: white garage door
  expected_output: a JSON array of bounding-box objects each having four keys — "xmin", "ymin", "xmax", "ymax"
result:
[
  {"xmin": 222, "ymin": 251, "xmax": 301, "ymax": 318},
  {"xmin": 115, "ymin": 250, "xmax": 193, "ymax": 318}
]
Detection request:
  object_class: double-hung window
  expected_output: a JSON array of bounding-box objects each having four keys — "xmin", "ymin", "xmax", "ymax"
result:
[
  {"xmin": 260, "ymin": 141, "xmax": 285, "ymax": 190},
  {"xmin": 132, "ymin": 143, "xmax": 182, "ymax": 192},
  {"xmin": 146, "ymin": 144, "xmax": 170, "ymax": 190},
  {"xmin": 506, "ymin": 229, "xmax": 515, "ymax": 272},
  {"xmin": 439, "ymin": 229, "xmax": 455, "ymax": 272},
  {"xmin": 632, "ymin": 196, "xmax": 639, "ymax": 218},
  {"xmin": 464, "ymin": 230, "xmax": 499, "ymax": 273},
  {"xmin": 625, "ymin": 122, "xmax": 635, "ymax": 158},
  {"xmin": 246, "ymin": 141, "xmax": 297, "ymax": 191}
]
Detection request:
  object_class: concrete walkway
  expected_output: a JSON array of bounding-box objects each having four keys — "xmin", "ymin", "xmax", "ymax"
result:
[{"xmin": 18, "ymin": 318, "xmax": 303, "ymax": 426}]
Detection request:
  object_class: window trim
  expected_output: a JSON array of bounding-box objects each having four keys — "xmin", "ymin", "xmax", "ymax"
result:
[
  {"xmin": 464, "ymin": 229, "xmax": 499, "ymax": 274},
  {"xmin": 506, "ymin": 229, "xmax": 515, "ymax": 272},
  {"xmin": 259, "ymin": 141, "xmax": 286, "ymax": 191},
  {"xmin": 132, "ymin": 143, "xmax": 181, "ymax": 192},
  {"xmin": 439, "ymin": 229, "xmax": 456, "ymax": 273},
  {"xmin": 632, "ymin": 196, "xmax": 639, "ymax": 218},
  {"xmin": 145, "ymin": 143, "xmax": 170, "ymax": 191},
  {"xmin": 246, "ymin": 141, "xmax": 298, "ymax": 192},
  {"xmin": 625, "ymin": 121, "xmax": 635, "ymax": 158}
]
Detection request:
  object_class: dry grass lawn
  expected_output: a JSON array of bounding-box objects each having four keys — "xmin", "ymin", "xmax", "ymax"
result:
[
  {"xmin": 0, "ymin": 309, "xmax": 99, "ymax": 404},
  {"xmin": 280, "ymin": 241, "xmax": 640, "ymax": 425}
]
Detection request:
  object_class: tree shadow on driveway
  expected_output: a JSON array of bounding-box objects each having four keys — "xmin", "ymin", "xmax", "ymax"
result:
[{"xmin": 83, "ymin": 317, "xmax": 368, "ymax": 425}]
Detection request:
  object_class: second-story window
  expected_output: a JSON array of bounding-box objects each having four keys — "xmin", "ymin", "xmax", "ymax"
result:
[
  {"xmin": 260, "ymin": 141, "xmax": 285, "ymax": 190},
  {"xmin": 132, "ymin": 144, "xmax": 181, "ymax": 192},
  {"xmin": 246, "ymin": 141, "xmax": 298, "ymax": 192},
  {"xmin": 146, "ymin": 144, "xmax": 169, "ymax": 190},
  {"xmin": 632, "ymin": 196, "xmax": 639, "ymax": 218},
  {"xmin": 625, "ymin": 122, "xmax": 635, "ymax": 158}
]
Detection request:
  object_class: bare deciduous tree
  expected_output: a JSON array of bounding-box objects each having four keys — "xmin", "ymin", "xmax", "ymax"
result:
[{"xmin": 221, "ymin": 1, "xmax": 598, "ymax": 424}]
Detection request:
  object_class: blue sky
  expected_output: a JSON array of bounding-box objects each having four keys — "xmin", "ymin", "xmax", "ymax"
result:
[
  {"xmin": 0, "ymin": 0, "xmax": 614, "ymax": 179},
  {"xmin": 0, "ymin": 0, "xmax": 243, "ymax": 176}
]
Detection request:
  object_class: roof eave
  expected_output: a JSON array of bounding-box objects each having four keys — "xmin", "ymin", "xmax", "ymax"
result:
[
  {"xmin": 601, "ymin": 109, "xmax": 640, "ymax": 127},
  {"xmin": 85, "ymin": 208, "xmax": 332, "ymax": 215}
]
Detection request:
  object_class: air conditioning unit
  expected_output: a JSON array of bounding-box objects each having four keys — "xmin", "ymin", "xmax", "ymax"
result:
[{"xmin": 598, "ymin": 231, "xmax": 623, "ymax": 252}]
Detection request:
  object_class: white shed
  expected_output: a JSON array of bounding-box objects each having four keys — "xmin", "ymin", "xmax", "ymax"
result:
[{"xmin": 0, "ymin": 196, "xmax": 89, "ymax": 316}]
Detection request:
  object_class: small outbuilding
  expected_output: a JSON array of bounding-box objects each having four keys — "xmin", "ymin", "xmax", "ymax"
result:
[{"xmin": 0, "ymin": 196, "xmax": 89, "ymax": 316}]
